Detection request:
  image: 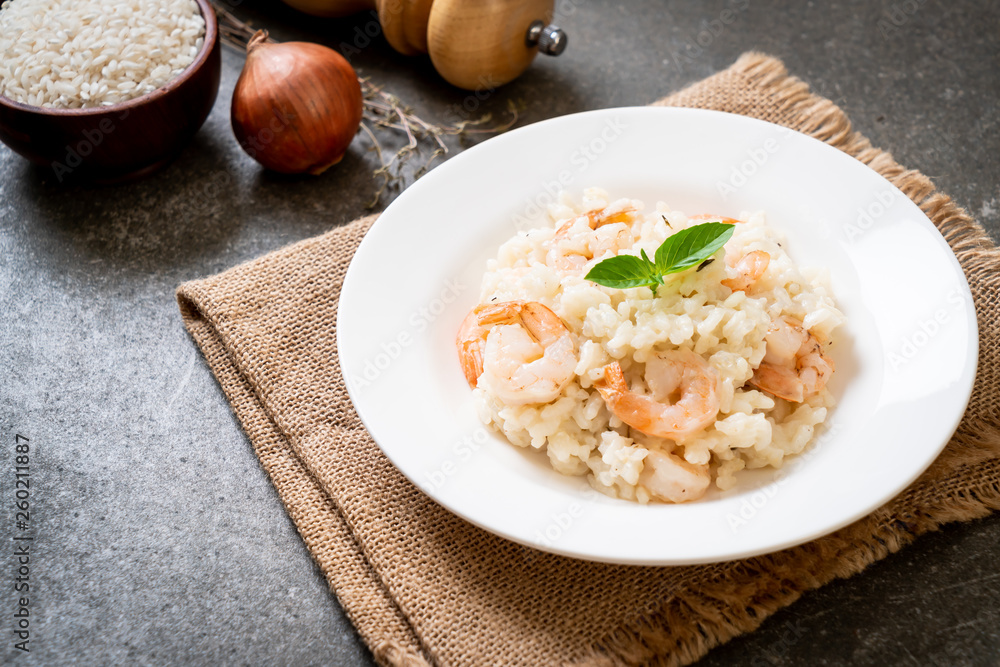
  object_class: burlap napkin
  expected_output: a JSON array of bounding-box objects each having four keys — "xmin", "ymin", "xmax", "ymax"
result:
[{"xmin": 177, "ymin": 53, "xmax": 1000, "ymax": 666}]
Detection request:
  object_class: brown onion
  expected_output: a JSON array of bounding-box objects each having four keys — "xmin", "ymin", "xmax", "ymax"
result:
[{"xmin": 231, "ymin": 31, "xmax": 363, "ymax": 175}]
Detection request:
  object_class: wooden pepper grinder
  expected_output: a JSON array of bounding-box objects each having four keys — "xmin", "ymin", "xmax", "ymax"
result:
[{"xmin": 279, "ymin": 0, "xmax": 567, "ymax": 90}]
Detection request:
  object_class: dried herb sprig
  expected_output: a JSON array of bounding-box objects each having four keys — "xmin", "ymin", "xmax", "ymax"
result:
[
  {"xmin": 211, "ymin": 2, "xmax": 518, "ymax": 206},
  {"xmin": 358, "ymin": 77, "xmax": 518, "ymax": 205}
]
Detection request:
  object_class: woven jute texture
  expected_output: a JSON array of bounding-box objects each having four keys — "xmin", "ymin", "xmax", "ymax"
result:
[{"xmin": 177, "ymin": 53, "xmax": 1000, "ymax": 666}]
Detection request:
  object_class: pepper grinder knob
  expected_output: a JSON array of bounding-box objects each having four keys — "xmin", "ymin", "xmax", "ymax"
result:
[{"xmin": 526, "ymin": 21, "xmax": 568, "ymax": 56}]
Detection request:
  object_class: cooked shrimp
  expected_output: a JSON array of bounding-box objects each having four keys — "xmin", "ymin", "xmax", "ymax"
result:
[
  {"xmin": 594, "ymin": 349, "xmax": 720, "ymax": 440},
  {"xmin": 586, "ymin": 204, "xmax": 637, "ymax": 228},
  {"xmin": 748, "ymin": 316, "xmax": 834, "ymax": 402},
  {"xmin": 721, "ymin": 250, "xmax": 770, "ymax": 292},
  {"xmin": 457, "ymin": 301, "xmax": 577, "ymax": 405},
  {"xmin": 457, "ymin": 305, "xmax": 491, "ymax": 387},
  {"xmin": 547, "ymin": 205, "xmax": 636, "ymax": 272},
  {"xmin": 688, "ymin": 213, "xmax": 742, "ymax": 225},
  {"xmin": 554, "ymin": 203, "xmax": 638, "ymax": 239},
  {"xmin": 639, "ymin": 449, "xmax": 711, "ymax": 503}
]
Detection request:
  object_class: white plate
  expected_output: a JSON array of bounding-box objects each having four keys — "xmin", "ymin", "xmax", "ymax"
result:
[{"xmin": 337, "ymin": 107, "xmax": 977, "ymax": 565}]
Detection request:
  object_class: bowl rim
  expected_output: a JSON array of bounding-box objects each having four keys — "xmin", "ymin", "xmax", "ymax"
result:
[{"xmin": 0, "ymin": 0, "xmax": 219, "ymax": 117}]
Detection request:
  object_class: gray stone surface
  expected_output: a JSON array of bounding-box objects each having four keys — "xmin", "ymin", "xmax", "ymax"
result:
[{"xmin": 1, "ymin": 0, "xmax": 997, "ymax": 664}]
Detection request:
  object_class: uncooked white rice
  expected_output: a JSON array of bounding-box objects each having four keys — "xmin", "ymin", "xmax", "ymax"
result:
[
  {"xmin": 464, "ymin": 189, "xmax": 847, "ymax": 504},
  {"xmin": 0, "ymin": 0, "xmax": 205, "ymax": 108}
]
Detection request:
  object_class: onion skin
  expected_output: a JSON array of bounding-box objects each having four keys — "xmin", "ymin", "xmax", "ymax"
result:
[{"xmin": 231, "ymin": 33, "xmax": 363, "ymax": 175}]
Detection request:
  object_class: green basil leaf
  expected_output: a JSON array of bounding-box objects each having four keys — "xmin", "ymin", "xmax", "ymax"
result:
[
  {"xmin": 584, "ymin": 254, "xmax": 658, "ymax": 289},
  {"xmin": 653, "ymin": 222, "xmax": 735, "ymax": 275}
]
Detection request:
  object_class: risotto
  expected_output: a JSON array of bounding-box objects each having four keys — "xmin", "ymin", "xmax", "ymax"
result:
[{"xmin": 456, "ymin": 189, "xmax": 846, "ymax": 504}]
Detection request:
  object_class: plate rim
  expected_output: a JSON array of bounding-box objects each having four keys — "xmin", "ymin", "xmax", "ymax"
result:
[{"xmin": 337, "ymin": 105, "xmax": 979, "ymax": 565}]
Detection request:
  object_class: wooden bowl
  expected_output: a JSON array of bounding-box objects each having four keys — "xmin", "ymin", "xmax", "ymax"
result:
[{"xmin": 0, "ymin": 0, "xmax": 221, "ymax": 183}]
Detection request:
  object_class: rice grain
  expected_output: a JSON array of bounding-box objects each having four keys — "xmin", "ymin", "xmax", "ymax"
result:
[{"xmin": 0, "ymin": 0, "xmax": 205, "ymax": 108}]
